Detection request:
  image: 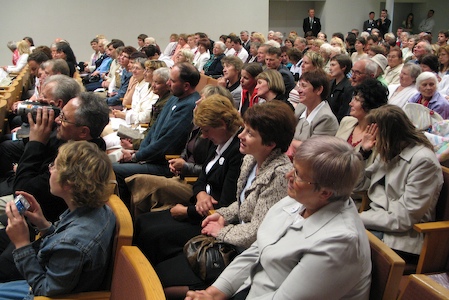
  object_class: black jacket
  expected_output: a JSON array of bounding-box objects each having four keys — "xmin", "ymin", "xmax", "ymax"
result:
[{"xmin": 187, "ymin": 130, "xmax": 243, "ymax": 219}]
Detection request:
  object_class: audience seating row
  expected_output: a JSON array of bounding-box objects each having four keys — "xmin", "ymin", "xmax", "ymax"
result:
[
  {"xmin": 35, "ymin": 246, "xmax": 164, "ymax": 300},
  {"xmin": 0, "ymin": 64, "xmax": 29, "ymax": 108},
  {"xmin": 0, "ymin": 65, "xmax": 30, "ymax": 137}
]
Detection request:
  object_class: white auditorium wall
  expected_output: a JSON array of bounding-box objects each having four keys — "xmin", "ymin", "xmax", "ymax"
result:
[
  {"xmin": 0, "ymin": 0, "xmax": 269, "ymax": 66},
  {"xmin": 1, "ymin": 0, "xmax": 447, "ymax": 67}
]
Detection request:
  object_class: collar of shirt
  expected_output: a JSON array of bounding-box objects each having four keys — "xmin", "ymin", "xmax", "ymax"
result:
[{"xmin": 300, "ymin": 100, "xmax": 326, "ymax": 124}]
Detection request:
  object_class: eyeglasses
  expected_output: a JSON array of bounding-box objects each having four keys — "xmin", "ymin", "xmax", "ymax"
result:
[
  {"xmin": 48, "ymin": 161, "xmax": 55, "ymax": 171},
  {"xmin": 58, "ymin": 111, "xmax": 82, "ymax": 126},
  {"xmin": 351, "ymin": 94, "xmax": 364, "ymax": 102},
  {"xmin": 351, "ymin": 70, "xmax": 364, "ymax": 76},
  {"xmin": 292, "ymin": 169, "xmax": 317, "ymax": 185}
]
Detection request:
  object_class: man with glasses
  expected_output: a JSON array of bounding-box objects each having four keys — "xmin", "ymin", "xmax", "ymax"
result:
[
  {"xmin": 0, "ymin": 92, "xmax": 110, "ymax": 283},
  {"xmin": 0, "ymin": 75, "xmax": 81, "ymax": 180},
  {"xmin": 350, "ymin": 59, "xmax": 377, "ymax": 87}
]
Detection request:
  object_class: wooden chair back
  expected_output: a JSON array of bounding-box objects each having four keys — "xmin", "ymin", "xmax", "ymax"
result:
[
  {"xmin": 195, "ymin": 74, "xmax": 219, "ymax": 93},
  {"xmin": 0, "ymin": 99, "xmax": 8, "ymax": 137},
  {"xmin": 102, "ymin": 194, "xmax": 133, "ymax": 289},
  {"xmin": 398, "ymin": 274, "xmax": 449, "ymax": 300},
  {"xmin": 5, "ymin": 81, "xmax": 19, "ymax": 109},
  {"xmin": 107, "ymin": 170, "xmax": 119, "ymax": 197},
  {"xmin": 411, "ymin": 166, "xmax": 449, "ymax": 274},
  {"xmin": 12, "ymin": 74, "xmax": 24, "ymax": 102},
  {"xmin": 110, "ymin": 246, "xmax": 165, "ymax": 300},
  {"xmin": 367, "ymin": 230, "xmax": 405, "ymax": 300},
  {"xmin": 21, "ymin": 64, "xmax": 31, "ymax": 92}
]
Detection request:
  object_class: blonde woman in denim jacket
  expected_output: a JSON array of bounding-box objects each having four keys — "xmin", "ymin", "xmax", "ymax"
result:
[{"xmin": 0, "ymin": 141, "xmax": 115, "ymax": 299}]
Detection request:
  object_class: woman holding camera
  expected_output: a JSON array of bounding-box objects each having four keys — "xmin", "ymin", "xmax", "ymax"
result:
[{"xmin": 0, "ymin": 141, "xmax": 115, "ymax": 298}]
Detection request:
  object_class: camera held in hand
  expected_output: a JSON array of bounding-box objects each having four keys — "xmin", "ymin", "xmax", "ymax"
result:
[
  {"xmin": 17, "ymin": 101, "xmax": 61, "ymax": 122},
  {"xmin": 14, "ymin": 194, "xmax": 30, "ymax": 215}
]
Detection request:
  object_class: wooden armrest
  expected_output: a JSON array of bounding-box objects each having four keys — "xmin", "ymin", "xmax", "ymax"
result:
[
  {"xmin": 139, "ymin": 123, "xmax": 149, "ymax": 128},
  {"xmin": 356, "ymin": 190, "xmax": 370, "ymax": 213},
  {"xmin": 398, "ymin": 274, "xmax": 449, "ymax": 299},
  {"xmin": 34, "ymin": 291, "xmax": 110, "ymax": 300},
  {"xmin": 414, "ymin": 221, "xmax": 449, "ymax": 273},
  {"xmin": 414, "ymin": 221, "xmax": 449, "ymax": 233},
  {"xmin": 183, "ymin": 177, "xmax": 198, "ymax": 184},
  {"xmin": 165, "ymin": 155, "xmax": 180, "ymax": 161}
]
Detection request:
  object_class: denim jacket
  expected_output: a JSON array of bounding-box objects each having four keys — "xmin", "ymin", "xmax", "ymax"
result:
[{"xmin": 13, "ymin": 205, "xmax": 116, "ymax": 297}]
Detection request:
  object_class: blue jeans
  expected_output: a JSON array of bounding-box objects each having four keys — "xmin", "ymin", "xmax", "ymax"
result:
[
  {"xmin": 0, "ymin": 279, "xmax": 32, "ymax": 299},
  {"xmin": 113, "ymin": 162, "xmax": 171, "ymax": 205}
]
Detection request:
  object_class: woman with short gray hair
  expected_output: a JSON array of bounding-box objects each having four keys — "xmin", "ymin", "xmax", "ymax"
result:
[
  {"xmin": 186, "ymin": 135, "xmax": 371, "ymax": 300},
  {"xmin": 388, "ymin": 62, "xmax": 421, "ymax": 109},
  {"xmin": 202, "ymin": 41, "xmax": 226, "ymax": 77}
]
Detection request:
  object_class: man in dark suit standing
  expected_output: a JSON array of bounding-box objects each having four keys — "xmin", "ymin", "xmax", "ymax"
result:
[
  {"xmin": 302, "ymin": 9, "xmax": 321, "ymax": 37},
  {"xmin": 240, "ymin": 30, "xmax": 251, "ymax": 53},
  {"xmin": 363, "ymin": 11, "xmax": 377, "ymax": 33},
  {"xmin": 376, "ymin": 9, "xmax": 391, "ymax": 38}
]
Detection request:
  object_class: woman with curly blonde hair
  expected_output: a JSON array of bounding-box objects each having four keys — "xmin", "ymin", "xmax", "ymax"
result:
[
  {"xmin": 251, "ymin": 32, "xmax": 266, "ymax": 44},
  {"xmin": 330, "ymin": 37, "xmax": 347, "ymax": 55},
  {"xmin": 174, "ymin": 48, "xmax": 194, "ymax": 64},
  {"xmin": 1, "ymin": 141, "xmax": 115, "ymax": 298}
]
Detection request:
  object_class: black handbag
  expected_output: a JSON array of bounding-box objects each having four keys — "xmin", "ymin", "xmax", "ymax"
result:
[
  {"xmin": 88, "ymin": 74, "xmax": 100, "ymax": 83},
  {"xmin": 184, "ymin": 235, "xmax": 239, "ymax": 284}
]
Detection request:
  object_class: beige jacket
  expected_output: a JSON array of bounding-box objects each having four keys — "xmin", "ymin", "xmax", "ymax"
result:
[
  {"xmin": 215, "ymin": 149, "xmax": 292, "ymax": 248},
  {"xmin": 358, "ymin": 144, "xmax": 443, "ymax": 254}
]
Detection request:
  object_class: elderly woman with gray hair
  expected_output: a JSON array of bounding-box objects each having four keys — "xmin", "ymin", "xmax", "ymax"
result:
[
  {"xmin": 202, "ymin": 41, "xmax": 226, "ymax": 77},
  {"xmin": 388, "ymin": 62, "xmax": 421, "ymax": 109},
  {"xmin": 409, "ymin": 71, "xmax": 449, "ymax": 119},
  {"xmin": 186, "ymin": 136, "xmax": 371, "ymax": 300}
]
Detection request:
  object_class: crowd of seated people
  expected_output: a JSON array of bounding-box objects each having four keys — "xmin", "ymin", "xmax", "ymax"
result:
[{"xmin": 1, "ymin": 21, "xmax": 449, "ymax": 299}]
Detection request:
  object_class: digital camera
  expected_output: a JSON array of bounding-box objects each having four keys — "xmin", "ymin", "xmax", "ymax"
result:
[
  {"xmin": 17, "ymin": 101, "xmax": 61, "ymax": 121},
  {"xmin": 14, "ymin": 194, "xmax": 30, "ymax": 215}
]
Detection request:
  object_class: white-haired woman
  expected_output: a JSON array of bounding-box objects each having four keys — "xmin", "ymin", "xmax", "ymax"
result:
[
  {"xmin": 202, "ymin": 41, "xmax": 226, "ymax": 77},
  {"xmin": 409, "ymin": 71, "xmax": 449, "ymax": 119}
]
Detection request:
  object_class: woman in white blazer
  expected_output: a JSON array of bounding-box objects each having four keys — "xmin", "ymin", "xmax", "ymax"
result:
[
  {"xmin": 357, "ymin": 105, "xmax": 443, "ymax": 257},
  {"xmin": 186, "ymin": 136, "xmax": 372, "ymax": 300}
]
